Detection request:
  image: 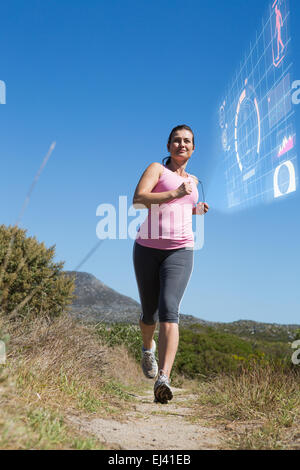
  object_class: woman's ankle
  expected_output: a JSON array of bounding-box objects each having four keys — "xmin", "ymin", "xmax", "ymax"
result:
[{"xmin": 158, "ymin": 368, "xmax": 169, "ymax": 378}]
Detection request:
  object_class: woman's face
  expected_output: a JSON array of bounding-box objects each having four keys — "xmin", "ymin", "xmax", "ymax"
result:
[{"xmin": 168, "ymin": 129, "xmax": 195, "ymax": 162}]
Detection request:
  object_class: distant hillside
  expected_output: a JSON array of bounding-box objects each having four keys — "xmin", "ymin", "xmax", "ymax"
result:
[
  {"xmin": 64, "ymin": 271, "xmax": 140, "ymax": 323},
  {"xmin": 64, "ymin": 271, "xmax": 300, "ymax": 342},
  {"xmin": 198, "ymin": 319, "xmax": 300, "ymax": 343}
]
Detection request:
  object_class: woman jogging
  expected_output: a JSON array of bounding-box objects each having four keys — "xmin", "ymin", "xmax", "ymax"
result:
[{"xmin": 132, "ymin": 124, "xmax": 209, "ymax": 404}]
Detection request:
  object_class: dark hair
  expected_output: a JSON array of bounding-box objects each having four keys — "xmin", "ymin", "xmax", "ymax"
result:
[{"xmin": 162, "ymin": 124, "xmax": 195, "ymax": 166}]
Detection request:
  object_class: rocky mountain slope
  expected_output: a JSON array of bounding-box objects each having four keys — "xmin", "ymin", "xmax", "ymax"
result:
[{"xmin": 64, "ymin": 271, "xmax": 141, "ymax": 323}]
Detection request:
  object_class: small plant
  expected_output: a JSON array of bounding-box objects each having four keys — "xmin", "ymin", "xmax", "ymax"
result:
[
  {"xmin": 96, "ymin": 323, "xmax": 147, "ymax": 363},
  {"xmin": 0, "ymin": 224, "xmax": 75, "ymax": 319},
  {"xmin": 294, "ymin": 329, "xmax": 300, "ymax": 341}
]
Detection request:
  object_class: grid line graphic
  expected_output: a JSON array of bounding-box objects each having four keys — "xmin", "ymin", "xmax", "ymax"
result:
[{"xmin": 219, "ymin": 0, "xmax": 297, "ymax": 209}]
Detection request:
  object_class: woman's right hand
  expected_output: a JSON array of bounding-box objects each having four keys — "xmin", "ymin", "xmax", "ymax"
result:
[{"xmin": 174, "ymin": 181, "xmax": 193, "ymax": 198}]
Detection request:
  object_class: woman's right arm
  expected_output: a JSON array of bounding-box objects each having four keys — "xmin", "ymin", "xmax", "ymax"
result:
[{"xmin": 132, "ymin": 162, "xmax": 192, "ymax": 209}]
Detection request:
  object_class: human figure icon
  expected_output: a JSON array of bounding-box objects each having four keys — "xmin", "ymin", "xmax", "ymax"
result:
[{"xmin": 275, "ymin": 5, "xmax": 284, "ymax": 60}]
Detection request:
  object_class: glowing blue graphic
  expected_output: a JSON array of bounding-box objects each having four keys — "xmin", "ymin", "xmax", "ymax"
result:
[
  {"xmin": 271, "ymin": 0, "xmax": 286, "ymax": 67},
  {"xmin": 219, "ymin": 0, "xmax": 297, "ymax": 209},
  {"xmin": 274, "ymin": 160, "xmax": 296, "ymax": 198},
  {"xmin": 234, "ymin": 81, "xmax": 261, "ymax": 178},
  {"xmin": 267, "ymin": 73, "xmax": 292, "ymax": 129}
]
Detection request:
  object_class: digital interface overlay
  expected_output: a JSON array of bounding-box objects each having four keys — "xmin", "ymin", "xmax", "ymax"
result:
[{"xmin": 219, "ymin": 0, "xmax": 298, "ymax": 209}]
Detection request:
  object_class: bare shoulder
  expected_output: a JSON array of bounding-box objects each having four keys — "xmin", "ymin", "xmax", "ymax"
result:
[
  {"xmin": 148, "ymin": 161, "xmax": 164, "ymax": 172},
  {"xmin": 143, "ymin": 162, "xmax": 164, "ymax": 177},
  {"xmin": 189, "ymin": 174, "xmax": 199, "ymax": 185}
]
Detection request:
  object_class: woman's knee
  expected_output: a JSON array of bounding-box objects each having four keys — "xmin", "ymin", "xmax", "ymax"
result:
[
  {"xmin": 159, "ymin": 315, "xmax": 179, "ymax": 325},
  {"xmin": 140, "ymin": 312, "xmax": 158, "ymax": 326}
]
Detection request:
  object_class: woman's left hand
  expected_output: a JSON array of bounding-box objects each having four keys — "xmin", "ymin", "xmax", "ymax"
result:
[{"xmin": 192, "ymin": 202, "xmax": 210, "ymax": 215}]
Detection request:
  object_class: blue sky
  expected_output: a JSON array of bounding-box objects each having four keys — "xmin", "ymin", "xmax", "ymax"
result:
[{"xmin": 1, "ymin": 0, "xmax": 299, "ymax": 325}]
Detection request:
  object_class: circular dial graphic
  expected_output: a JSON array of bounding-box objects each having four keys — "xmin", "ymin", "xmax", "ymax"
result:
[
  {"xmin": 277, "ymin": 164, "xmax": 290, "ymax": 194},
  {"xmin": 235, "ymin": 83, "xmax": 261, "ymax": 173},
  {"xmin": 219, "ymin": 103, "xmax": 225, "ymax": 129},
  {"xmin": 222, "ymin": 127, "xmax": 229, "ymax": 151}
]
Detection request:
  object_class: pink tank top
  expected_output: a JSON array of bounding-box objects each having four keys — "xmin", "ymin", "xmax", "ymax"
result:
[{"xmin": 135, "ymin": 164, "xmax": 199, "ymax": 250}]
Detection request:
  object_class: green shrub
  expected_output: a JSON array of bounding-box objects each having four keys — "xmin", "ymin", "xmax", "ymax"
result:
[
  {"xmin": 0, "ymin": 224, "xmax": 75, "ymax": 319},
  {"xmin": 94, "ymin": 322, "xmax": 294, "ymax": 380},
  {"xmin": 173, "ymin": 326, "xmax": 291, "ymax": 378},
  {"xmin": 294, "ymin": 329, "xmax": 300, "ymax": 341},
  {"xmin": 96, "ymin": 323, "xmax": 146, "ymax": 362}
]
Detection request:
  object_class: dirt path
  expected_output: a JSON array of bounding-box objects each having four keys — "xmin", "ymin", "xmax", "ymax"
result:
[{"xmin": 67, "ymin": 387, "xmax": 223, "ymax": 450}]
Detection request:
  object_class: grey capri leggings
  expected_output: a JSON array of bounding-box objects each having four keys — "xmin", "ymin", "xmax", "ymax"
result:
[{"xmin": 133, "ymin": 241, "xmax": 194, "ymax": 325}]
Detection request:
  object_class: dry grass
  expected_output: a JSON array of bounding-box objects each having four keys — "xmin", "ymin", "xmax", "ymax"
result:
[
  {"xmin": 194, "ymin": 362, "xmax": 300, "ymax": 449},
  {"xmin": 106, "ymin": 343, "xmax": 149, "ymax": 390},
  {"xmin": 8, "ymin": 314, "xmax": 107, "ymax": 380},
  {"xmin": 0, "ymin": 313, "xmax": 146, "ymax": 449},
  {"xmin": 2, "ymin": 311, "xmax": 300, "ymax": 450}
]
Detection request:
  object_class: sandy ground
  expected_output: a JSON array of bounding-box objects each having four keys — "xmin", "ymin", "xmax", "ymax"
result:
[{"xmin": 67, "ymin": 387, "xmax": 223, "ymax": 450}]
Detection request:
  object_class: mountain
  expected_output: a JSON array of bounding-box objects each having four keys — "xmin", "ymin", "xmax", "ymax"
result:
[
  {"xmin": 189, "ymin": 319, "xmax": 300, "ymax": 343},
  {"xmin": 64, "ymin": 270, "xmax": 141, "ymax": 323},
  {"xmin": 63, "ymin": 271, "xmax": 300, "ymax": 342}
]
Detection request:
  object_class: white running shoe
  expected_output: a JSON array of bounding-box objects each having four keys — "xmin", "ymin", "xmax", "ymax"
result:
[
  {"xmin": 141, "ymin": 340, "xmax": 158, "ymax": 379},
  {"xmin": 154, "ymin": 370, "xmax": 173, "ymax": 404}
]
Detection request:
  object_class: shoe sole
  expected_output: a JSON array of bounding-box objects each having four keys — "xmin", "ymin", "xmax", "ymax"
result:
[
  {"xmin": 154, "ymin": 383, "xmax": 173, "ymax": 404},
  {"xmin": 141, "ymin": 341, "xmax": 158, "ymax": 379}
]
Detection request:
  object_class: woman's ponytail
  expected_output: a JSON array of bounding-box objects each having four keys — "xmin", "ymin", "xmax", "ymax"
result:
[{"xmin": 162, "ymin": 156, "xmax": 171, "ymax": 166}]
